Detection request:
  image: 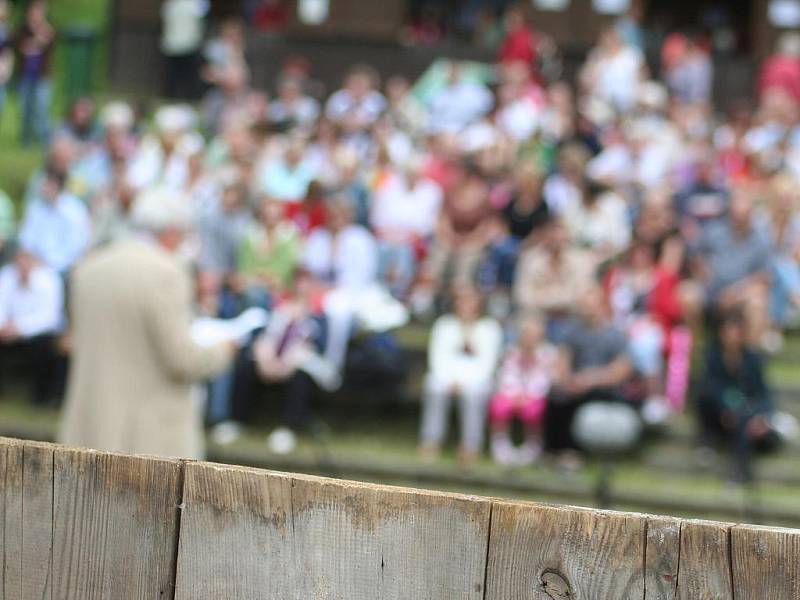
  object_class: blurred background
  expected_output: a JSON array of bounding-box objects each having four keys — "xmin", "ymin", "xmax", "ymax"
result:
[{"xmin": 2, "ymin": 0, "xmax": 800, "ymax": 528}]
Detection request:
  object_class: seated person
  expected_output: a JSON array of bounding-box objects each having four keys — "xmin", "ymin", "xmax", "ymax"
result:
[
  {"xmin": 513, "ymin": 218, "xmax": 596, "ymax": 342},
  {"xmin": 284, "ymin": 180, "xmax": 328, "ymax": 237},
  {"xmin": 258, "ymin": 137, "xmax": 316, "ymax": 204},
  {"xmin": 235, "ymin": 196, "xmax": 301, "ymax": 310},
  {"xmin": 197, "ymin": 178, "xmax": 251, "ymax": 314},
  {"xmin": 325, "ymin": 65, "xmax": 387, "ymax": 135},
  {"xmin": 370, "ymin": 159, "xmax": 443, "ymax": 299},
  {"xmin": 417, "ymin": 164, "xmax": 494, "ymax": 310},
  {"xmin": 419, "ymin": 285, "xmax": 503, "ymax": 463},
  {"xmin": 480, "ymin": 162, "xmax": 550, "ymax": 291},
  {"xmin": 548, "ymin": 284, "xmax": 634, "ymax": 452},
  {"xmin": 215, "ymin": 269, "xmax": 334, "ymax": 453},
  {"xmin": 425, "ymin": 61, "xmax": 493, "ymax": 134},
  {"xmin": 693, "ymin": 186, "xmax": 771, "ymax": 349},
  {"xmin": 18, "ymin": 168, "xmax": 90, "ymax": 275},
  {"xmin": 489, "ymin": 314, "xmax": 557, "ymax": 466},
  {"xmin": 562, "ymin": 182, "xmax": 631, "ymax": 261},
  {"xmin": 303, "ymin": 198, "xmax": 379, "ymax": 370},
  {"xmin": 0, "ymin": 245, "xmax": 64, "ymax": 405},
  {"xmin": 697, "ymin": 309, "xmax": 778, "ymax": 482},
  {"xmin": 604, "ymin": 235, "xmax": 690, "ymax": 421}
]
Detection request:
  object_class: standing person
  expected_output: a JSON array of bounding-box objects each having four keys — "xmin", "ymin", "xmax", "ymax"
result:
[
  {"xmin": 664, "ymin": 35, "xmax": 713, "ymax": 105},
  {"xmin": 161, "ymin": 0, "xmax": 209, "ymax": 100},
  {"xmin": 759, "ymin": 33, "xmax": 800, "ymax": 105},
  {"xmin": 59, "ymin": 187, "xmax": 236, "ymax": 459},
  {"xmin": 498, "ymin": 3, "xmax": 538, "ymax": 71},
  {"xmin": 16, "ymin": 0, "xmax": 55, "ymax": 146},
  {"xmin": 419, "ymin": 285, "xmax": 503, "ymax": 463},
  {"xmin": 0, "ymin": 0, "xmax": 14, "ymax": 132},
  {"xmin": 580, "ymin": 26, "xmax": 646, "ymax": 113}
]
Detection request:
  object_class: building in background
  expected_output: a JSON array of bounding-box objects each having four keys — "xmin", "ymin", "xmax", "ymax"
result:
[{"xmin": 109, "ymin": 0, "xmax": 789, "ymax": 102}]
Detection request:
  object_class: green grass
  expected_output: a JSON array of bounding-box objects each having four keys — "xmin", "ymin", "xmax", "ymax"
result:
[{"xmin": 0, "ymin": 0, "xmax": 110, "ymax": 206}]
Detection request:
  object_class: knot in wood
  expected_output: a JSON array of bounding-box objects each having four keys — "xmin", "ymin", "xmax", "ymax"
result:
[{"xmin": 541, "ymin": 570, "xmax": 572, "ymax": 600}]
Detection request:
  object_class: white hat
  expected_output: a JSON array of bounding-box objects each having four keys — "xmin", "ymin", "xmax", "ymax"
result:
[
  {"xmin": 580, "ymin": 97, "xmax": 615, "ymax": 127},
  {"xmin": 131, "ymin": 186, "xmax": 193, "ymax": 232},
  {"xmin": 101, "ymin": 101, "xmax": 134, "ymax": 131},
  {"xmin": 638, "ymin": 81, "xmax": 668, "ymax": 110},
  {"xmin": 177, "ymin": 132, "xmax": 205, "ymax": 157},
  {"xmin": 154, "ymin": 104, "xmax": 196, "ymax": 134}
]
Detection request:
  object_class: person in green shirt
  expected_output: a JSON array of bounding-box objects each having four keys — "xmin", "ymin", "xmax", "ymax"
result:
[{"xmin": 235, "ymin": 196, "xmax": 301, "ymax": 309}]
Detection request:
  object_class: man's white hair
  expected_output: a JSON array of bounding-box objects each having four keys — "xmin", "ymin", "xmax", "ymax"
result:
[{"xmin": 131, "ymin": 186, "xmax": 193, "ymax": 232}]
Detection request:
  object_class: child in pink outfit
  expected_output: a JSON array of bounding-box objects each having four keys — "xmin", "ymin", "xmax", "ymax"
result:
[{"xmin": 489, "ymin": 315, "xmax": 558, "ymax": 465}]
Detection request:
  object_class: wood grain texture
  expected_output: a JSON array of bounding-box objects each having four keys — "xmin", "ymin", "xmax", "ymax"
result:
[
  {"xmin": 731, "ymin": 524, "xmax": 800, "ymax": 599},
  {"xmin": 50, "ymin": 446, "xmax": 182, "ymax": 600},
  {"xmin": 6, "ymin": 438, "xmax": 800, "ymax": 600},
  {"xmin": 644, "ymin": 517, "xmax": 681, "ymax": 600},
  {"xmin": 1, "ymin": 438, "xmax": 54, "ymax": 600},
  {"xmin": 485, "ymin": 501, "xmax": 646, "ymax": 600},
  {"xmin": 289, "ymin": 474, "xmax": 490, "ymax": 600},
  {"xmin": 175, "ymin": 463, "xmax": 295, "ymax": 599},
  {"xmin": 676, "ymin": 520, "xmax": 733, "ymax": 600},
  {"xmin": 176, "ymin": 464, "xmax": 491, "ymax": 600}
]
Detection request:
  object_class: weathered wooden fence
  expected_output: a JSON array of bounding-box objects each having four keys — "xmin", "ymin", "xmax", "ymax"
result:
[{"xmin": 2, "ymin": 437, "xmax": 798, "ymax": 599}]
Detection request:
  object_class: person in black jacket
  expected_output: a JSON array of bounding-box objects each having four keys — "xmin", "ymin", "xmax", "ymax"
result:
[{"xmin": 698, "ymin": 309, "xmax": 778, "ymax": 482}]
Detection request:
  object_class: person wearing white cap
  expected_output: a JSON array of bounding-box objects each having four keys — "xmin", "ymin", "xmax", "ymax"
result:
[
  {"xmin": 126, "ymin": 104, "xmax": 196, "ymax": 190},
  {"xmin": 59, "ymin": 186, "xmax": 236, "ymax": 459}
]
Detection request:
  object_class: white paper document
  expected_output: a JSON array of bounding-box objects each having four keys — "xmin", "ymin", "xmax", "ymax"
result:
[{"xmin": 191, "ymin": 308, "xmax": 270, "ymax": 347}]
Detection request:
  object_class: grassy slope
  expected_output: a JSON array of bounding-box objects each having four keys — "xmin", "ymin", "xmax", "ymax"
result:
[{"xmin": 0, "ymin": 0, "xmax": 109, "ymax": 207}]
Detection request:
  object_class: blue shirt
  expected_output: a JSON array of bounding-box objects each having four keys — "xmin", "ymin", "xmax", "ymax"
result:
[
  {"xmin": 259, "ymin": 160, "xmax": 315, "ymax": 202},
  {"xmin": 19, "ymin": 192, "xmax": 91, "ymax": 273}
]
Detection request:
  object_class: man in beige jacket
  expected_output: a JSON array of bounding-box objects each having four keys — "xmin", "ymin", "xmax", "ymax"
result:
[{"xmin": 59, "ymin": 187, "xmax": 235, "ymax": 459}]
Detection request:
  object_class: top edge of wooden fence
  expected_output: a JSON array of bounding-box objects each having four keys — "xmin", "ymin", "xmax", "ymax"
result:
[{"xmin": 2, "ymin": 436, "xmax": 799, "ymax": 600}]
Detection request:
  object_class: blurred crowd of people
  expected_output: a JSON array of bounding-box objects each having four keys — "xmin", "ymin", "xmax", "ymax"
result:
[{"xmin": 2, "ymin": 1, "xmax": 800, "ymax": 478}]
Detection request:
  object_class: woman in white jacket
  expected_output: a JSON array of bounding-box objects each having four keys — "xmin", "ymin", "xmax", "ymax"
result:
[{"xmin": 419, "ymin": 285, "xmax": 503, "ymax": 463}]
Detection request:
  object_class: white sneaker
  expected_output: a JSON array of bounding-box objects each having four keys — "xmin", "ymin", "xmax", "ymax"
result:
[
  {"xmin": 642, "ymin": 395, "xmax": 670, "ymax": 426},
  {"xmin": 515, "ymin": 439, "xmax": 543, "ymax": 466},
  {"xmin": 210, "ymin": 420, "xmax": 243, "ymax": 446},
  {"xmin": 490, "ymin": 433, "xmax": 515, "ymax": 466},
  {"xmin": 761, "ymin": 330, "xmax": 784, "ymax": 355},
  {"xmin": 267, "ymin": 427, "xmax": 297, "ymax": 455},
  {"xmin": 771, "ymin": 412, "xmax": 800, "ymax": 442}
]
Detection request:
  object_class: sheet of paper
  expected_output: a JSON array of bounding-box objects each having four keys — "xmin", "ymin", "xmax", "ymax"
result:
[{"xmin": 191, "ymin": 308, "xmax": 269, "ymax": 347}]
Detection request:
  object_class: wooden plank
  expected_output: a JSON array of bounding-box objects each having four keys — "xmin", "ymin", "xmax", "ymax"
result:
[
  {"xmin": 50, "ymin": 447, "xmax": 182, "ymax": 599},
  {"xmin": 1, "ymin": 439, "xmax": 54, "ymax": 600},
  {"xmin": 175, "ymin": 463, "xmax": 295, "ymax": 599},
  {"xmin": 644, "ymin": 516, "xmax": 681, "ymax": 600},
  {"xmin": 676, "ymin": 520, "xmax": 734, "ymax": 600},
  {"xmin": 0, "ymin": 439, "xmax": 17, "ymax": 600},
  {"xmin": 731, "ymin": 524, "xmax": 800, "ymax": 599},
  {"xmin": 485, "ymin": 501, "xmax": 646, "ymax": 600},
  {"xmin": 289, "ymin": 474, "xmax": 490, "ymax": 599},
  {"xmin": 176, "ymin": 464, "xmax": 491, "ymax": 599}
]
